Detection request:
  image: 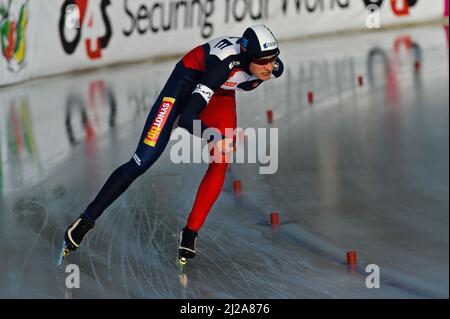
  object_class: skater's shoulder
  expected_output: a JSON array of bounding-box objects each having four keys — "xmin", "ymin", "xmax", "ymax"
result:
[{"xmin": 206, "ymin": 36, "xmax": 241, "ymax": 61}]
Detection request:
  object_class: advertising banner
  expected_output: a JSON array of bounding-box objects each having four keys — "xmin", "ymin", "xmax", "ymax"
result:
[{"xmin": 0, "ymin": 0, "xmax": 447, "ymax": 87}]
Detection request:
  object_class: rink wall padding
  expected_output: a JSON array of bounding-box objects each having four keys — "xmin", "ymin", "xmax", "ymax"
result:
[{"xmin": 0, "ymin": 0, "xmax": 447, "ymax": 87}]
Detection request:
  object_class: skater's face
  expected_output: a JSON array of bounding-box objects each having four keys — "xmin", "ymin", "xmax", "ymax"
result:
[{"xmin": 249, "ymin": 54, "xmax": 277, "ymax": 81}]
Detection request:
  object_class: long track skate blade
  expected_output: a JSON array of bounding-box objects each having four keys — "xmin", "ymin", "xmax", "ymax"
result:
[
  {"xmin": 56, "ymin": 240, "xmax": 69, "ymax": 266},
  {"xmin": 177, "ymin": 257, "xmax": 187, "ymax": 273}
]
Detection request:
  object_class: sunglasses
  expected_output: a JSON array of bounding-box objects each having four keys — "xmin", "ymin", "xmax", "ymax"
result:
[{"xmin": 252, "ymin": 56, "xmax": 277, "ymax": 65}]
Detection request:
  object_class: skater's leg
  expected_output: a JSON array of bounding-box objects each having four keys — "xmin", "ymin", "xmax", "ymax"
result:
[
  {"xmin": 64, "ymin": 90, "xmax": 184, "ymax": 254},
  {"xmin": 185, "ymin": 93, "xmax": 237, "ymax": 232},
  {"xmin": 83, "ymin": 100, "xmax": 178, "ymax": 220},
  {"xmin": 62, "ymin": 65, "xmax": 198, "ymax": 258},
  {"xmin": 82, "ymin": 68, "xmax": 196, "ymax": 222},
  {"xmin": 186, "ymin": 161, "xmax": 228, "ymax": 231},
  {"xmin": 178, "ymin": 93, "xmax": 236, "ymax": 260},
  {"xmin": 82, "ymin": 158, "xmax": 154, "ymax": 221}
]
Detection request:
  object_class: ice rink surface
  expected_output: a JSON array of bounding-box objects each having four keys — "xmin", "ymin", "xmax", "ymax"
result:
[{"xmin": 0, "ymin": 24, "xmax": 448, "ymax": 299}]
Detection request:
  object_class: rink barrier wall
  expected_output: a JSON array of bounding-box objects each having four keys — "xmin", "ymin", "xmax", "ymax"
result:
[{"xmin": 0, "ymin": 0, "xmax": 447, "ymax": 87}]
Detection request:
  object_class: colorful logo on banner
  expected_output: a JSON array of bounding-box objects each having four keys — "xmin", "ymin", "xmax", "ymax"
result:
[
  {"xmin": 363, "ymin": 0, "xmax": 419, "ymax": 16},
  {"xmin": 0, "ymin": 0, "xmax": 28, "ymax": 72},
  {"xmin": 59, "ymin": 0, "xmax": 112, "ymax": 60},
  {"xmin": 144, "ymin": 97, "xmax": 175, "ymax": 147}
]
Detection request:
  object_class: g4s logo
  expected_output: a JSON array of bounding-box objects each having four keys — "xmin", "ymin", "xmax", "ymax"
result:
[{"xmin": 58, "ymin": 0, "xmax": 112, "ymax": 60}]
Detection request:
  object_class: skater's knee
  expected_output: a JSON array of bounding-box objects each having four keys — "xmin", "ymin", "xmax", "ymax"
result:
[
  {"xmin": 119, "ymin": 155, "xmax": 148, "ymax": 179},
  {"xmin": 131, "ymin": 152, "xmax": 160, "ymax": 173}
]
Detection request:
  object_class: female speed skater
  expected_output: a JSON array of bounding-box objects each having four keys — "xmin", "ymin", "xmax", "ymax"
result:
[{"xmin": 60, "ymin": 25, "xmax": 284, "ymax": 266}]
